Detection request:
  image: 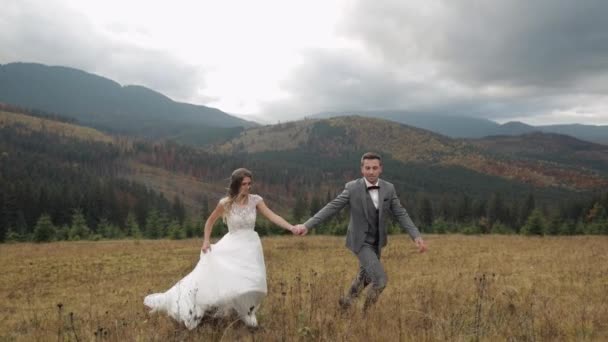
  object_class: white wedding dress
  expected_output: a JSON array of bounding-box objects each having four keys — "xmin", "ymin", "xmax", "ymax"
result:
[{"xmin": 144, "ymin": 194, "xmax": 267, "ymax": 329}]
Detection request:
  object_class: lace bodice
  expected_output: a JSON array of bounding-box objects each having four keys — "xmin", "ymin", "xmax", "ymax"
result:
[{"xmin": 223, "ymin": 194, "xmax": 262, "ymax": 232}]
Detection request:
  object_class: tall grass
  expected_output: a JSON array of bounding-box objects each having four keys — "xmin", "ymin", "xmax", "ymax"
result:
[{"xmin": 1, "ymin": 235, "xmax": 607, "ymax": 341}]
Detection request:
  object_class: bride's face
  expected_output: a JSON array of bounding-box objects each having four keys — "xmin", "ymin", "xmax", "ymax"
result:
[{"xmin": 239, "ymin": 177, "xmax": 252, "ymax": 195}]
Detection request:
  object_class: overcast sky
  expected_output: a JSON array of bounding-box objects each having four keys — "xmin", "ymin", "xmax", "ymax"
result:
[{"xmin": 2, "ymin": 0, "xmax": 608, "ymax": 125}]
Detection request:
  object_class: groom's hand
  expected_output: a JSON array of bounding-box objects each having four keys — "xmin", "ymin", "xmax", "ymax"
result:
[{"xmin": 415, "ymin": 237, "xmax": 428, "ymax": 253}]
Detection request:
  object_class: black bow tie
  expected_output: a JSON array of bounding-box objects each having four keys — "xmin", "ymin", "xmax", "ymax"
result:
[{"xmin": 367, "ymin": 185, "xmax": 380, "ymax": 190}]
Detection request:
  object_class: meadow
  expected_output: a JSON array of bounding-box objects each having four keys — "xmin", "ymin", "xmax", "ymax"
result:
[{"xmin": 1, "ymin": 234, "xmax": 607, "ymax": 341}]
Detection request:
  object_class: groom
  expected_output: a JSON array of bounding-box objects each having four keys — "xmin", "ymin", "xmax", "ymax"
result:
[{"xmin": 295, "ymin": 152, "xmax": 427, "ymax": 312}]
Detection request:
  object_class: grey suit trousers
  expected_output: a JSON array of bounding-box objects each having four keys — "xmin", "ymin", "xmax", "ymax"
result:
[{"xmin": 356, "ymin": 243, "xmax": 387, "ymax": 290}]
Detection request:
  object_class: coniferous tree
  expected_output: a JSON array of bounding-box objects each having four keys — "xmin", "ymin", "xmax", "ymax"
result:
[
  {"xmin": 487, "ymin": 192, "xmax": 506, "ymax": 232},
  {"xmin": 125, "ymin": 212, "xmax": 141, "ymax": 238},
  {"xmin": 309, "ymin": 195, "xmax": 322, "ymax": 217},
  {"xmin": 158, "ymin": 212, "xmax": 170, "ymax": 238},
  {"xmin": 521, "ymin": 209, "xmax": 545, "ymax": 236},
  {"xmin": 145, "ymin": 209, "xmax": 161, "ymax": 239},
  {"xmin": 56, "ymin": 225, "xmax": 70, "ymax": 241},
  {"xmin": 172, "ymin": 195, "xmax": 186, "ymax": 224},
  {"xmin": 436, "ymin": 195, "xmax": 451, "ymax": 221},
  {"xmin": 168, "ymin": 220, "xmax": 185, "ymax": 239},
  {"xmin": 69, "ymin": 208, "xmax": 91, "ymax": 240},
  {"xmin": 417, "ymin": 196, "xmax": 434, "ymax": 228},
  {"xmin": 292, "ymin": 195, "xmax": 308, "ymax": 222},
  {"xmin": 472, "ymin": 198, "xmax": 487, "ymax": 222},
  {"xmin": 33, "ymin": 214, "xmax": 55, "ymax": 242},
  {"xmin": 456, "ymin": 194, "xmax": 472, "ymax": 223},
  {"xmin": 518, "ymin": 193, "xmax": 535, "ymax": 229}
]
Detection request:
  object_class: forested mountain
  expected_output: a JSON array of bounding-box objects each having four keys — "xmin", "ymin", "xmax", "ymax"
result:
[
  {"xmin": 1, "ymin": 108, "xmax": 607, "ymax": 243},
  {"xmin": 312, "ymin": 111, "xmax": 608, "ymax": 145},
  {"xmin": 0, "ymin": 63, "xmax": 254, "ymax": 142},
  {"xmin": 213, "ymin": 116, "xmax": 608, "ymax": 191}
]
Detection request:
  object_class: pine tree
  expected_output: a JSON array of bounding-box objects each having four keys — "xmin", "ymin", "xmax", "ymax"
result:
[
  {"xmin": 487, "ymin": 192, "xmax": 505, "ymax": 232},
  {"xmin": 456, "ymin": 194, "xmax": 472, "ymax": 223},
  {"xmin": 33, "ymin": 214, "xmax": 55, "ymax": 242},
  {"xmin": 172, "ymin": 195, "xmax": 186, "ymax": 224},
  {"xmin": 168, "ymin": 220, "xmax": 185, "ymax": 240},
  {"xmin": 519, "ymin": 193, "xmax": 535, "ymax": 228},
  {"xmin": 521, "ymin": 209, "xmax": 545, "ymax": 236},
  {"xmin": 145, "ymin": 209, "xmax": 161, "ymax": 239},
  {"xmin": 309, "ymin": 195, "xmax": 322, "ymax": 217},
  {"xmin": 125, "ymin": 212, "xmax": 142, "ymax": 238},
  {"xmin": 438, "ymin": 196, "xmax": 452, "ymax": 221},
  {"xmin": 69, "ymin": 208, "xmax": 91, "ymax": 240},
  {"xmin": 417, "ymin": 196, "xmax": 434, "ymax": 228},
  {"xmin": 292, "ymin": 195, "xmax": 308, "ymax": 222}
]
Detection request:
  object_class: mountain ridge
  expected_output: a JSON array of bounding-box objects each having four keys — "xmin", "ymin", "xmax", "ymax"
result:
[
  {"xmin": 311, "ymin": 110, "xmax": 608, "ymax": 145},
  {"xmin": 0, "ymin": 62, "xmax": 255, "ymax": 141}
]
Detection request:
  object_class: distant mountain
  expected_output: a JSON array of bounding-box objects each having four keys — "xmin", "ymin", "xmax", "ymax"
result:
[
  {"xmin": 535, "ymin": 124, "xmax": 608, "ymax": 145},
  {"xmin": 213, "ymin": 116, "xmax": 608, "ymax": 192},
  {"xmin": 313, "ymin": 111, "xmax": 500, "ymax": 138},
  {"xmin": 0, "ymin": 62, "xmax": 255, "ymax": 141},
  {"xmin": 469, "ymin": 132, "xmax": 608, "ymax": 172},
  {"xmin": 311, "ymin": 111, "xmax": 608, "ymax": 145},
  {"xmin": 495, "ymin": 121, "xmax": 537, "ymax": 135}
]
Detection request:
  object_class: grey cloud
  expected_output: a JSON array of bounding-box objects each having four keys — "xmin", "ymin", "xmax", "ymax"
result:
[
  {"xmin": 0, "ymin": 0, "xmax": 205, "ymax": 103},
  {"xmin": 344, "ymin": 0, "xmax": 608, "ymax": 88},
  {"xmin": 264, "ymin": 0, "xmax": 608, "ymax": 123},
  {"xmin": 263, "ymin": 49, "xmax": 429, "ymax": 118}
]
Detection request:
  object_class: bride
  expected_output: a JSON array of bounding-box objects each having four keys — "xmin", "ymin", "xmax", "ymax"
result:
[{"xmin": 144, "ymin": 168, "xmax": 300, "ymax": 329}]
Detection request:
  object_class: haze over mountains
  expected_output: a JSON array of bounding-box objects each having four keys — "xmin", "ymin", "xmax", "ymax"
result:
[
  {"xmin": 1, "ymin": 62, "xmax": 606, "ymax": 147},
  {"xmin": 0, "ymin": 63, "xmax": 255, "ymax": 144}
]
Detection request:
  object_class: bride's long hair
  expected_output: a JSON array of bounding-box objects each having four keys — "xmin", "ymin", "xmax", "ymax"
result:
[{"xmin": 222, "ymin": 168, "xmax": 253, "ymax": 220}]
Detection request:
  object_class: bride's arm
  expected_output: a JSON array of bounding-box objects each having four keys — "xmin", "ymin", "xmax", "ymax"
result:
[
  {"xmin": 257, "ymin": 201, "xmax": 296, "ymax": 233},
  {"xmin": 202, "ymin": 202, "xmax": 224, "ymax": 252}
]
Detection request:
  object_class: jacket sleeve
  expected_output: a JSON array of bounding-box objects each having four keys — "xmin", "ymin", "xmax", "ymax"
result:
[
  {"xmin": 388, "ymin": 188, "xmax": 421, "ymax": 240},
  {"xmin": 304, "ymin": 186, "xmax": 350, "ymax": 229}
]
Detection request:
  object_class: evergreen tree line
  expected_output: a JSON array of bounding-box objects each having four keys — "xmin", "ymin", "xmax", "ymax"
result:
[
  {"xmin": 288, "ymin": 191, "xmax": 608, "ymax": 236},
  {"xmin": 2, "ymin": 123, "xmax": 607, "ymax": 242},
  {"xmin": 0, "ymin": 127, "xmax": 186, "ymax": 242}
]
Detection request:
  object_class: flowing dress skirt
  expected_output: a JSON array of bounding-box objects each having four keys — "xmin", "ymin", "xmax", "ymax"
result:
[{"xmin": 144, "ymin": 230, "xmax": 267, "ymax": 329}]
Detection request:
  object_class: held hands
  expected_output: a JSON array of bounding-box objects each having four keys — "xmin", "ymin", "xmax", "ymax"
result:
[{"xmin": 289, "ymin": 224, "xmax": 308, "ymax": 236}]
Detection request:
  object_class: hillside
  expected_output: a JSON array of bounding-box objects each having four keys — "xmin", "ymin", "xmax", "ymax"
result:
[
  {"xmin": 0, "ymin": 62, "xmax": 255, "ymax": 141},
  {"xmin": 0, "ymin": 109, "xmax": 115, "ymax": 144},
  {"xmin": 213, "ymin": 116, "xmax": 608, "ymax": 191},
  {"xmin": 2, "ymin": 109, "xmax": 607, "ymax": 241},
  {"xmin": 312, "ymin": 111, "xmax": 608, "ymax": 145},
  {"xmin": 469, "ymin": 132, "xmax": 608, "ymax": 170}
]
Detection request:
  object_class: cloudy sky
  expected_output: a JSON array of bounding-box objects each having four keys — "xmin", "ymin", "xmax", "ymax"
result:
[{"xmin": 2, "ymin": 0, "xmax": 608, "ymax": 125}]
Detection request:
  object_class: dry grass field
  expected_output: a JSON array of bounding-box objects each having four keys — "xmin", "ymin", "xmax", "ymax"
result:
[{"xmin": 1, "ymin": 235, "xmax": 607, "ymax": 341}]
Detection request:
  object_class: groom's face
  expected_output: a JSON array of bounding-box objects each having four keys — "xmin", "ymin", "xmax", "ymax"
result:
[{"xmin": 361, "ymin": 159, "xmax": 382, "ymax": 184}]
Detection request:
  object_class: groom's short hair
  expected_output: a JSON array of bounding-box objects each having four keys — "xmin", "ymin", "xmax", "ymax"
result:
[{"xmin": 361, "ymin": 152, "xmax": 382, "ymax": 166}]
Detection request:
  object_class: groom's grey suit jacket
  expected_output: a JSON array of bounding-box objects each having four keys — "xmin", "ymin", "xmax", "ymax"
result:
[{"xmin": 304, "ymin": 178, "xmax": 421, "ymax": 254}]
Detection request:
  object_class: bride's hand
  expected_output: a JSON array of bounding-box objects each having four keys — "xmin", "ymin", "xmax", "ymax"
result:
[{"xmin": 202, "ymin": 240, "xmax": 211, "ymax": 253}]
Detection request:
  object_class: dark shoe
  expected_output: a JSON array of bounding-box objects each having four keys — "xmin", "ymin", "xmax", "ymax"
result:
[{"xmin": 338, "ymin": 296, "xmax": 352, "ymax": 310}]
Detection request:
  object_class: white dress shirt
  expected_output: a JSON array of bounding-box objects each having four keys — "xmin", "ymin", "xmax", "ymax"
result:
[{"xmin": 364, "ymin": 178, "xmax": 379, "ymax": 209}]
